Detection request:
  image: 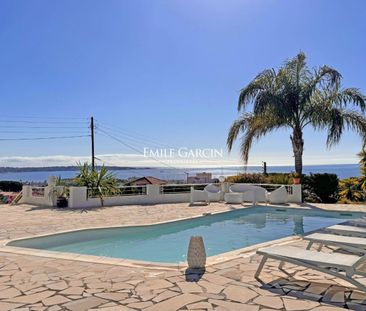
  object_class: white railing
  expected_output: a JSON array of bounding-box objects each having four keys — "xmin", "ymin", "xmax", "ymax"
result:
[
  {"xmin": 87, "ymin": 185, "xmax": 147, "ymax": 199},
  {"xmin": 234, "ymin": 183, "xmax": 294, "ymax": 195},
  {"xmin": 160, "ymin": 183, "xmax": 208, "ymax": 194}
]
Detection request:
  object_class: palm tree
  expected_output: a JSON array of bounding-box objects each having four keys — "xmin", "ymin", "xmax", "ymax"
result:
[
  {"xmin": 75, "ymin": 162, "xmax": 119, "ymax": 206},
  {"xmin": 227, "ymin": 52, "xmax": 366, "ymax": 175}
]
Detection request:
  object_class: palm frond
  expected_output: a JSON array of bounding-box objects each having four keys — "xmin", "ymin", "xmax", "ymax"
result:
[{"xmin": 237, "ymin": 69, "xmax": 276, "ymax": 111}]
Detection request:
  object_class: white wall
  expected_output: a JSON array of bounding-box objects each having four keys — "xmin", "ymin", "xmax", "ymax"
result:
[
  {"xmin": 68, "ymin": 185, "xmax": 191, "ymax": 208},
  {"xmin": 21, "ymin": 182, "xmax": 302, "ymax": 208}
]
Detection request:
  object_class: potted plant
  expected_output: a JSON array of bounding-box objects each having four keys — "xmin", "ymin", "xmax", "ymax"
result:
[
  {"xmin": 48, "ymin": 185, "xmax": 69, "ymax": 208},
  {"xmin": 292, "ymin": 172, "xmax": 301, "ymax": 185}
]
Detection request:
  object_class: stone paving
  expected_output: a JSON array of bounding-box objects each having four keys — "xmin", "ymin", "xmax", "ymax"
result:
[{"xmin": 1, "ymin": 203, "xmax": 366, "ymax": 311}]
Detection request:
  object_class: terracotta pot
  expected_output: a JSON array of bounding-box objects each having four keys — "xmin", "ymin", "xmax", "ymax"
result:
[
  {"xmin": 293, "ymin": 178, "xmax": 301, "ymax": 185},
  {"xmin": 187, "ymin": 236, "xmax": 206, "ymax": 269}
]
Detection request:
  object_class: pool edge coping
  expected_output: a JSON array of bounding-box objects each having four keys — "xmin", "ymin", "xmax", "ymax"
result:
[{"xmin": 0, "ymin": 204, "xmax": 360, "ymax": 269}]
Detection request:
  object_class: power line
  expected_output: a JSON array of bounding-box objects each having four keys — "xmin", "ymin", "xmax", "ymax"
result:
[
  {"xmin": 96, "ymin": 121, "xmax": 177, "ymax": 149},
  {"xmin": 0, "ymin": 120, "xmax": 89, "ymax": 124},
  {"xmin": 0, "ymin": 135, "xmax": 90, "ymax": 141},
  {"xmin": 97, "ymin": 128, "xmax": 182, "ymax": 170},
  {"xmin": 0, "ymin": 125, "xmax": 87, "ymax": 129},
  {"xmin": 0, "ymin": 116, "xmax": 88, "ymax": 120}
]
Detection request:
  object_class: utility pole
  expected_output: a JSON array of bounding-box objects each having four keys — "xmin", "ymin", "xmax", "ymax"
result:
[{"xmin": 90, "ymin": 117, "xmax": 95, "ymax": 171}]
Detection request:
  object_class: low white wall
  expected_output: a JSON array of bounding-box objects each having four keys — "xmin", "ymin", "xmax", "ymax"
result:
[
  {"xmin": 68, "ymin": 185, "xmax": 191, "ymax": 208},
  {"xmin": 20, "ymin": 185, "xmax": 53, "ymax": 206},
  {"xmin": 21, "ymin": 182, "xmax": 302, "ymax": 208}
]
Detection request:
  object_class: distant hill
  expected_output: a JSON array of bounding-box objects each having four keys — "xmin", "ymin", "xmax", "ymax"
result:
[{"xmin": 0, "ymin": 166, "xmax": 150, "ymax": 173}]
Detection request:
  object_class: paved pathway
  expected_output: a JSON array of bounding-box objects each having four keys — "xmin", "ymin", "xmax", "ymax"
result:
[{"xmin": 1, "ymin": 203, "xmax": 366, "ymax": 310}]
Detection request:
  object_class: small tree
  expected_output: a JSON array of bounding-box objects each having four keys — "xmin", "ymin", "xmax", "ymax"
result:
[{"xmin": 75, "ymin": 162, "xmax": 119, "ymax": 206}]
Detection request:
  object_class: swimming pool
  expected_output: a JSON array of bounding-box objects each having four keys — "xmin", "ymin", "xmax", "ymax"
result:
[{"xmin": 8, "ymin": 207, "xmax": 363, "ymax": 263}]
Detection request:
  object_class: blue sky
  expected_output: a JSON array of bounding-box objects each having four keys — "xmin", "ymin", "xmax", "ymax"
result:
[{"xmin": 0, "ymin": 0, "xmax": 365, "ymax": 167}]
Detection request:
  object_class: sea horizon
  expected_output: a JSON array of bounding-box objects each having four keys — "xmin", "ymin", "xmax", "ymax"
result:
[{"xmin": 0, "ymin": 163, "xmax": 360, "ymax": 183}]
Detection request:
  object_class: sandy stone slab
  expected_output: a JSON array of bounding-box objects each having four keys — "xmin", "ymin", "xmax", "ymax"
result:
[
  {"xmin": 152, "ymin": 289, "xmax": 180, "ymax": 302},
  {"xmin": 42, "ymin": 295, "xmax": 71, "ymax": 306},
  {"xmin": 46, "ymin": 281, "xmax": 68, "ymax": 291},
  {"xmin": 186, "ymin": 301, "xmax": 213, "ymax": 309},
  {"xmin": 94, "ymin": 292, "xmax": 129, "ymax": 301},
  {"xmin": 0, "ymin": 301, "xmax": 24, "ymax": 311},
  {"xmin": 176, "ymin": 282, "xmax": 203, "ymax": 293},
  {"xmin": 63, "ymin": 296, "xmax": 107, "ymax": 311},
  {"xmin": 311, "ymin": 307, "xmax": 346, "ymax": 311},
  {"xmin": 208, "ymin": 298, "xmax": 259, "ymax": 311},
  {"xmin": 223, "ymin": 285, "xmax": 258, "ymax": 303},
  {"xmin": 136, "ymin": 279, "xmax": 173, "ymax": 291},
  {"xmin": 144, "ymin": 293, "xmax": 206, "ymax": 311},
  {"xmin": 4, "ymin": 290, "xmax": 55, "ymax": 304},
  {"xmin": 127, "ymin": 301, "xmax": 153, "ymax": 309},
  {"xmin": 203, "ymin": 274, "xmax": 232, "ymax": 286},
  {"xmin": 282, "ymin": 297, "xmax": 320, "ymax": 310},
  {"xmin": 0, "ymin": 287, "xmax": 22, "ymax": 299},
  {"xmin": 253, "ymin": 296, "xmax": 283, "ymax": 309},
  {"xmin": 60, "ymin": 287, "xmax": 84, "ymax": 295},
  {"xmin": 197, "ymin": 280, "xmax": 224, "ymax": 294},
  {"xmin": 89, "ymin": 306, "xmax": 135, "ymax": 311}
]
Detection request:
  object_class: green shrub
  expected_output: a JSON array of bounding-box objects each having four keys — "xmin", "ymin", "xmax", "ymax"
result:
[
  {"xmin": 225, "ymin": 173, "xmax": 266, "ymax": 184},
  {"xmin": 302, "ymin": 173, "xmax": 339, "ymax": 203},
  {"xmin": 0, "ymin": 181, "xmax": 23, "ymax": 192},
  {"xmin": 339, "ymin": 177, "xmax": 364, "ymax": 202},
  {"xmin": 266, "ymin": 173, "xmax": 292, "ymax": 185}
]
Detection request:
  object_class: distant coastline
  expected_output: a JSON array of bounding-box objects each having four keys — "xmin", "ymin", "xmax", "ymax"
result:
[
  {"xmin": 0, "ymin": 166, "xmax": 152, "ymax": 173},
  {"xmin": 0, "ymin": 163, "xmax": 360, "ymax": 182}
]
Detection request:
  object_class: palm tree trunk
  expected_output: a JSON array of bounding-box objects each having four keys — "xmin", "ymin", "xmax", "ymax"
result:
[{"xmin": 290, "ymin": 127, "xmax": 304, "ymax": 175}]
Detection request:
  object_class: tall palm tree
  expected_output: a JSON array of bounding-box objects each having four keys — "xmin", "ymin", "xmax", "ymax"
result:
[{"xmin": 227, "ymin": 52, "xmax": 366, "ymax": 175}]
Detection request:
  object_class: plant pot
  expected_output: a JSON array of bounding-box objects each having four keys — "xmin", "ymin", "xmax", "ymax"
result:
[
  {"xmin": 293, "ymin": 178, "xmax": 301, "ymax": 185},
  {"xmin": 56, "ymin": 197, "xmax": 68, "ymax": 208}
]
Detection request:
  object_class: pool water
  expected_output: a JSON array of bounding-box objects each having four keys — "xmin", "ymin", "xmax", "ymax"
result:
[{"xmin": 9, "ymin": 207, "xmax": 363, "ymax": 263}]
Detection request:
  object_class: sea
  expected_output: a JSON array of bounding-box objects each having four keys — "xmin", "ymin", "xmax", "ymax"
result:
[{"xmin": 0, "ymin": 164, "xmax": 360, "ymax": 183}]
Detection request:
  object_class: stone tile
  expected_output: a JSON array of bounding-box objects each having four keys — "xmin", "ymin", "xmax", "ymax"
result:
[
  {"xmin": 186, "ymin": 301, "xmax": 213, "ymax": 309},
  {"xmin": 252, "ymin": 296, "xmax": 283, "ymax": 309},
  {"xmin": 0, "ymin": 287, "xmax": 22, "ymax": 299},
  {"xmin": 311, "ymin": 307, "xmax": 346, "ymax": 311},
  {"xmin": 176, "ymin": 282, "xmax": 203, "ymax": 293},
  {"xmin": 127, "ymin": 301, "xmax": 153, "ymax": 309},
  {"xmin": 136, "ymin": 279, "xmax": 173, "ymax": 291},
  {"xmin": 62, "ymin": 296, "xmax": 107, "ymax": 311},
  {"xmin": 223, "ymin": 285, "xmax": 258, "ymax": 303},
  {"xmin": 152, "ymin": 289, "xmax": 180, "ymax": 302},
  {"xmin": 197, "ymin": 280, "xmax": 225, "ymax": 294},
  {"xmin": 89, "ymin": 307, "xmax": 135, "ymax": 311},
  {"xmin": 60, "ymin": 287, "xmax": 84, "ymax": 295},
  {"xmin": 208, "ymin": 298, "xmax": 259, "ymax": 311},
  {"xmin": 203, "ymin": 274, "xmax": 231, "ymax": 286},
  {"xmin": 305, "ymin": 283, "xmax": 330, "ymax": 296},
  {"xmin": 144, "ymin": 293, "xmax": 206, "ymax": 311},
  {"xmin": 4, "ymin": 290, "xmax": 55, "ymax": 304},
  {"xmin": 42, "ymin": 295, "xmax": 71, "ymax": 306},
  {"xmin": 94, "ymin": 292, "xmax": 129, "ymax": 301},
  {"xmin": 46, "ymin": 281, "xmax": 68, "ymax": 291},
  {"xmin": 323, "ymin": 287, "xmax": 345, "ymax": 303},
  {"xmin": 282, "ymin": 297, "xmax": 320, "ymax": 310},
  {"xmin": 0, "ymin": 301, "xmax": 24, "ymax": 311}
]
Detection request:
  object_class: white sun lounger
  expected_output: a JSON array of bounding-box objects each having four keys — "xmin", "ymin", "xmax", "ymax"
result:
[
  {"xmin": 327, "ymin": 224, "xmax": 366, "ymax": 238},
  {"xmin": 304, "ymin": 233, "xmax": 366, "ymax": 254},
  {"xmin": 255, "ymin": 245, "xmax": 366, "ymax": 291}
]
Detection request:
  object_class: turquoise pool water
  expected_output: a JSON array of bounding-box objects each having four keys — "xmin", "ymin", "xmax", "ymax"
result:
[{"xmin": 9, "ymin": 207, "xmax": 363, "ymax": 263}]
